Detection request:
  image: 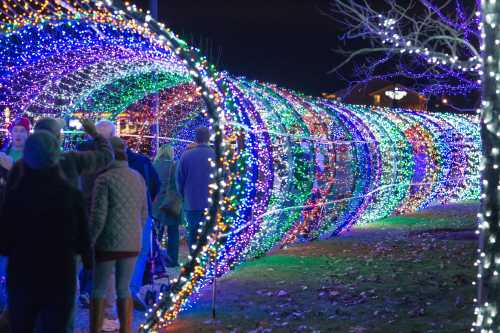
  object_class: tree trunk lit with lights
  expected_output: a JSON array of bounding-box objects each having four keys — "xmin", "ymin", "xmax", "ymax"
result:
[{"xmin": 475, "ymin": 0, "xmax": 500, "ymax": 331}]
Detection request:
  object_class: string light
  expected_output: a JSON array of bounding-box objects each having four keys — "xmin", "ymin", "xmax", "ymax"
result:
[
  {"xmin": 473, "ymin": 0, "xmax": 500, "ymax": 331},
  {"xmin": 0, "ymin": 1, "xmax": 482, "ymax": 332}
]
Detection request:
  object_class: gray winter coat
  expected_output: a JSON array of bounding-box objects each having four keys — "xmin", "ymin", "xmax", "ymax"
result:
[{"xmin": 90, "ymin": 161, "xmax": 148, "ymax": 254}]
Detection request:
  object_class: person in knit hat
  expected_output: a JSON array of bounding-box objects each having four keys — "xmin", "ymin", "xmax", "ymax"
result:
[
  {"xmin": 89, "ymin": 136, "xmax": 147, "ymax": 333},
  {"xmin": 22, "ymin": 130, "xmax": 60, "ymax": 169},
  {"xmin": 33, "ymin": 118, "xmax": 64, "ymax": 139},
  {"xmin": 3, "ymin": 117, "xmax": 112, "ymax": 333},
  {"xmin": 0, "ymin": 130, "xmax": 92, "ymax": 333},
  {"xmin": 30, "ymin": 117, "xmax": 114, "ymax": 189},
  {"xmin": 0, "ymin": 116, "xmax": 30, "ymax": 173},
  {"xmin": 0, "ymin": 116, "xmax": 31, "ymax": 315}
]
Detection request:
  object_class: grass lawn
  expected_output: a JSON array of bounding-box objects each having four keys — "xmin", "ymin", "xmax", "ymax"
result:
[{"xmin": 73, "ymin": 202, "xmax": 477, "ymax": 332}]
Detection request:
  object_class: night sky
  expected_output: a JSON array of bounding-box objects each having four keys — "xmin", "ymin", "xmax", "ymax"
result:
[{"xmin": 133, "ymin": 0, "xmax": 345, "ymax": 96}]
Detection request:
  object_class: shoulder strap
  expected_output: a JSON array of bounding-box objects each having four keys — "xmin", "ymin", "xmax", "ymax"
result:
[{"xmin": 168, "ymin": 161, "xmax": 176, "ymax": 191}]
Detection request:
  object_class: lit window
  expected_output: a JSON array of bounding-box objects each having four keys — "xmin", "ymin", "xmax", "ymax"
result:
[{"xmin": 385, "ymin": 88, "xmax": 407, "ymax": 100}]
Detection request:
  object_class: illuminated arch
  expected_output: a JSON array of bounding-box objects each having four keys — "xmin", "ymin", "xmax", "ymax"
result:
[{"xmin": 0, "ymin": 1, "xmax": 481, "ymax": 332}]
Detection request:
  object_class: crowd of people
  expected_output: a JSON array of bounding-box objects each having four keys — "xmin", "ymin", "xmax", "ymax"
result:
[{"xmin": 0, "ymin": 117, "xmax": 215, "ymax": 333}]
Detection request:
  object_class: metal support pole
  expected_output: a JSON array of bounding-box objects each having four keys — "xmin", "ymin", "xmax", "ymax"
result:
[
  {"xmin": 211, "ymin": 266, "xmax": 217, "ymax": 321},
  {"xmin": 148, "ymin": 0, "xmax": 158, "ymax": 20},
  {"xmin": 149, "ymin": 0, "xmax": 160, "ymax": 155}
]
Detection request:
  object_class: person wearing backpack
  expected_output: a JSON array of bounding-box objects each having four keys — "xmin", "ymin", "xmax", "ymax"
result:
[{"xmin": 153, "ymin": 144, "xmax": 181, "ymax": 268}]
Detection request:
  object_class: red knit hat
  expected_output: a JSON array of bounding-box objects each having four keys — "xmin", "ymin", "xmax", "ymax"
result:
[{"xmin": 10, "ymin": 117, "xmax": 30, "ymax": 133}]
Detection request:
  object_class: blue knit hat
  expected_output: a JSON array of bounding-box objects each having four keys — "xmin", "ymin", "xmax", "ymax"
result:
[{"xmin": 23, "ymin": 130, "xmax": 61, "ymax": 170}]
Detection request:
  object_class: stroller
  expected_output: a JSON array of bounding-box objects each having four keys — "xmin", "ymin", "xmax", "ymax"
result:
[{"xmin": 141, "ymin": 218, "xmax": 174, "ymax": 306}]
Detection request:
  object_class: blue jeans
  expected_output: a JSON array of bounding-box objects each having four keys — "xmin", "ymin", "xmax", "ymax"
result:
[
  {"xmin": 92, "ymin": 257, "xmax": 137, "ymax": 299},
  {"xmin": 130, "ymin": 217, "xmax": 152, "ymax": 295},
  {"xmin": 158, "ymin": 213, "xmax": 180, "ymax": 266},
  {"xmin": 184, "ymin": 211, "xmax": 204, "ymax": 255},
  {"xmin": 166, "ymin": 224, "xmax": 180, "ymax": 266}
]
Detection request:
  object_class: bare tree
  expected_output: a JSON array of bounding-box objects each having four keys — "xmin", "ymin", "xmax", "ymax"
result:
[
  {"xmin": 331, "ymin": 0, "xmax": 500, "ymax": 330},
  {"xmin": 329, "ymin": 0, "xmax": 482, "ymax": 99}
]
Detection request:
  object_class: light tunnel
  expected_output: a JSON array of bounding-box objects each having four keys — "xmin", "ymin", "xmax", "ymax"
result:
[{"xmin": 0, "ymin": 1, "xmax": 481, "ymax": 332}]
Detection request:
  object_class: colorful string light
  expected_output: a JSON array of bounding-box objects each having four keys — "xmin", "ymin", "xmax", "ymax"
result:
[{"xmin": 0, "ymin": 1, "xmax": 482, "ymax": 332}]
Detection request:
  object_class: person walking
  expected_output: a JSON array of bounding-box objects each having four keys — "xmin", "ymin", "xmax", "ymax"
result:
[
  {"xmin": 32, "ymin": 117, "xmax": 114, "ymax": 189},
  {"xmin": 76, "ymin": 119, "xmax": 160, "ymax": 312},
  {"xmin": 153, "ymin": 144, "xmax": 181, "ymax": 267},
  {"xmin": 0, "ymin": 130, "xmax": 93, "ymax": 333},
  {"xmin": 0, "ymin": 116, "xmax": 30, "ymax": 315},
  {"xmin": 0, "ymin": 117, "xmax": 30, "ymax": 204},
  {"xmin": 76, "ymin": 120, "xmax": 118, "ymax": 323},
  {"xmin": 176, "ymin": 127, "xmax": 216, "ymax": 254},
  {"xmin": 89, "ymin": 137, "xmax": 147, "ymax": 333},
  {"xmin": 0, "ymin": 117, "xmax": 30, "ymax": 169},
  {"xmin": 78, "ymin": 119, "xmax": 118, "ymax": 210},
  {"xmin": 127, "ymin": 145, "xmax": 160, "ymax": 311},
  {"xmin": 24, "ymin": 117, "xmax": 113, "ymax": 331}
]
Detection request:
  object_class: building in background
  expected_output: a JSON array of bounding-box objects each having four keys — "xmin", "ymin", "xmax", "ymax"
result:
[
  {"xmin": 324, "ymin": 79, "xmax": 480, "ymax": 113},
  {"xmin": 324, "ymin": 80, "xmax": 427, "ymax": 110}
]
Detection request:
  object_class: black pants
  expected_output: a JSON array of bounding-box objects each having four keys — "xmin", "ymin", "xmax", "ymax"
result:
[{"xmin": 8, "ymin": 288, "xmax": 74, "ymax": 333}]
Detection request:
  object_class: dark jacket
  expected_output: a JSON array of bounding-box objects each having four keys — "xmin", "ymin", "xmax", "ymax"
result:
[
  {"xmin": 0, "ymin": 165, "xmax": 92, "ymax": 299},
  {"xmin": 0, "ymin": 146, "xmax": 10, "ymax": 206},
  {"xmin": 176, "ymin": 144, "xmax": 216, "ymax": 211},
  {"xmin": 8, "ymin": 134, "xmax": 113, "ymax": 192},
  {"xmin": 0, "ymin": 134, "xmax": 112, "ymax": 207},
  {"xmin": 0, "ymin": 145, "xmax": 20, "ymax": 204},
  {"xmin": 76, "ymin": 139, "xmax": 104, "ymax": 208},
  {"xmin": 127, "ymin": 149, "xmax": 160, "ymax": 216}
]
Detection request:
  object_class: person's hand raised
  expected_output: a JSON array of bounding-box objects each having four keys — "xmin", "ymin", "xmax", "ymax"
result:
[{"xmin": 80, "ymin": 118, "xmax": 98, "ymax": 138}]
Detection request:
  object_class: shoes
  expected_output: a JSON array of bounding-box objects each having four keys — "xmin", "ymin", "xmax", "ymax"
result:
[
  {"xmin": 78, "ymin": 293, "xmax": 90, "ymax": 309},
  {"xmin": 131, "ymin": 293, "xmax": 147, "ymax": 312},
  {"xmin": 102, "ymin": 317, "xmax": 120, "ymax": 332}
]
